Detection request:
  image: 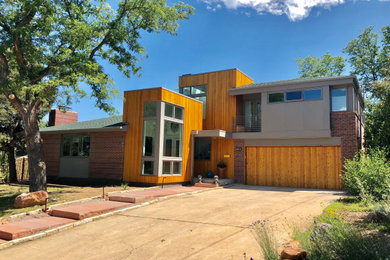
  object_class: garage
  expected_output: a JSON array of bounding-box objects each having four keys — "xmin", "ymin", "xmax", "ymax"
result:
[{"xmin": 245, "ymin": 145, "xmax": 342, "ymax": 190}]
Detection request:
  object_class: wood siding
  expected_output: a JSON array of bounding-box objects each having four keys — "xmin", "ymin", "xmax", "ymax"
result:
[
  {"xmin": 194, "ymin": 138, "xmax": 235, "ymax": 179},
  {"xmin": 179, "ymin": 69, "xmax": 253, "ymax": 132},
  {"xmin": 122, "ymin": 88, "xmax": 203, "ymax": 184},
  {"xmin": 246, "ymin": 146, "xmax": 342, "ymax": 190}
]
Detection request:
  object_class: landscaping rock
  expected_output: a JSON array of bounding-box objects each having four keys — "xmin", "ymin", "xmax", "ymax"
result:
[
  {"xmin": 366, "ymin": 210, "xmax": 390, "ymax": 223},
  {"xmin": 14, "ymin": 191, "xmax": 48, "ymax": 209},
  {"xmin": 280, "ymin": 247, "xmax": 307, "ymax": 260}
]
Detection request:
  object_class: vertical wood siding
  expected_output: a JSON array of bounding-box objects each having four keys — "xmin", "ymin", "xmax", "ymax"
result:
[
  {"xmin": 246, "ymin": 146, "xmax": 342, "ymax": 190},
  {"xmin": 122, "ymin": 88, "xmax": 203, "ymax": 184}
]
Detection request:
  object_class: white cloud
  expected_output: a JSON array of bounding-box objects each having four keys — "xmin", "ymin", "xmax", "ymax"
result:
[{"xmin": 201, "ymin": 0, "xmax": 345, "ymax": 21}]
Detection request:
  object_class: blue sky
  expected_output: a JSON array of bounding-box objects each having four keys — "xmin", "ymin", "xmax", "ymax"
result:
[{"xmin": 64, "ymin": 0, "xmax": 390, "ymax": 122}]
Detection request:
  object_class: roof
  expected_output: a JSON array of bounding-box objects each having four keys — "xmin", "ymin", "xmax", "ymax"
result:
[
  {"xmin": 235, "ymin": 75, "xmax": 357, "ymax": 90},
  {"xmin": 40, "ymin": 115, "xmax": 128, "ymax": 133}
]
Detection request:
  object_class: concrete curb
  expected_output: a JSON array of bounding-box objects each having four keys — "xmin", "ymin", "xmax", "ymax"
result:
[{"xmin": 0, "ymin": 186, "xmax": 222, "ymax": 251}]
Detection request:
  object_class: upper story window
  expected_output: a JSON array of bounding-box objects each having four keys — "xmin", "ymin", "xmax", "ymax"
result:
[
  {"xmin": 286, "ymin": 91, "xmax": 302, "ymax": 101},
  {"xmin": 180, "ymin": 85, "xmax": 207, "ymax": 119},
  {"xmin": 304, "ymin": 89, "xmax": 322, "ymax": 100},
  {"xmin": 62, "ymin": 135, "xmax": 90, "ymax": 157},
  {"xmin": 331, "ymin": 88, "xmax": 347, "ymax": 111},
  {"xmin": 268, "ymin": 92, "xmax": 284, "ymax": 103}
]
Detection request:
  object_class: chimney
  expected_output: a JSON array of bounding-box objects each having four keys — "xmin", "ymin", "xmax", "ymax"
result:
[{"xmin": 48, "ymin": 109, "xmax": 78, "ymax": 126}]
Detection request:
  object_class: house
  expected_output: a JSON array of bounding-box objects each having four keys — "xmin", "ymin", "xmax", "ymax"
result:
[{"xmin": 40, "ymin": 69, "xmax": 364, "ymax": 189}]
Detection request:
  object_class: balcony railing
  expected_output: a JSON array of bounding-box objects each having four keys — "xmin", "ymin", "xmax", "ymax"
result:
[{"xmin": 232, "ymin": 115, "xmax": 261, "ymax": 132}]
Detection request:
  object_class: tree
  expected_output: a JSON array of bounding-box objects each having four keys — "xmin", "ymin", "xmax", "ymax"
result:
[
  {"xmin": 296, "ymin": 52, "xmax": 346, "ymax": 78},
  {"xmin": 0, "ymin": 0, "xmax": 193, "ymax": 191}
]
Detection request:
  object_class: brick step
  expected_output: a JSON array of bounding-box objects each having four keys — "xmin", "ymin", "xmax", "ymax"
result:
[
  {"xmin": 50, "ymin": 201, "xmax": 130, "ymax": 220},
  {"xmin": 0, "ymin": 216, "xmax": 75, "ymax": 240}
]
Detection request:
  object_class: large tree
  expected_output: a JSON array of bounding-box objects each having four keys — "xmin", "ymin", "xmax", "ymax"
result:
[
  {"xmin": 0, "ymin": 0, "xmax": 193, "ymax": 191},
  {"xmin": 296, "ymin": 52, "xmax": 346, "ymax": 78}
]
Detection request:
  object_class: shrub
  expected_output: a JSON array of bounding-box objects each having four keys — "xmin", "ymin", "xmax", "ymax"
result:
[
  {"xmin": 343, "ymin": 149, "xmax": 390, "ymax": 201},
  {"xmin": 250, "ymin": 220, "xmax": 279, "ymax": 260}
]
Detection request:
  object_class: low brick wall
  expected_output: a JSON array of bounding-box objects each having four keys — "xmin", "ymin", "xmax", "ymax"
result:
[{"xmin": 234, "ymin": 139, "xmax": 245, "ymax": 184}]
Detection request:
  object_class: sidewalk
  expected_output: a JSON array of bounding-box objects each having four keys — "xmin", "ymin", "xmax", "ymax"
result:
[{"xmin": 0, "ymin": 185, "xmax": 209, "ymax": 246}]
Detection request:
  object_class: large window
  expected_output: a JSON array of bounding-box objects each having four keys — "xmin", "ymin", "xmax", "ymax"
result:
[
  {"xmin": 180, "ymin": 85, "xmax": 207, "ymax": 119},
  {"xmin": 331, "ymin": 88, "xmax": 347, "ymax": 111},
  {"xmin": 194, "ymin": 138, "xmax": 211, "ymax": 160},
  {"xmin": 268, "ymin": 92, "xmax": 284, "ymax": 103},
  {"xmin": 304, "ymin": 89, "xmax": 322, "ymax": 100},
  {"xmin": 62, "ymin": 135, "xmax": 90, "ymax": 157},
  {"xmin": 286, "ymin": 91, "xmax": 302, "ymax": 101},
  {"xmin": 141, "ymin": 101, "xmax": 184, "ymax": 176}
]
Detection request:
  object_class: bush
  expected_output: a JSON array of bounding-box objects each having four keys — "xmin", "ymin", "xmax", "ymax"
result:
[
  {"xmin": 297, "ymin": 209, "xmax": 388, "ymax": 260},
  {"xmin": 250, "ymin": 220, "xmax": 279, "ymax": 260},
  {"xmin": 343, "ymin": 150, "xmax": 390, "ymax": 201}
]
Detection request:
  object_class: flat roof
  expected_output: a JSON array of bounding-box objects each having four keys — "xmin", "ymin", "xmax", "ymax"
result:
[{"xmin": 123, "ymin": 87, "xmax": 203, "ymax": 104}]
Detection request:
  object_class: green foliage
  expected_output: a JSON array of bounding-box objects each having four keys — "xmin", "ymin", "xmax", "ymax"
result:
[
  {"xmin": 250, "ymin": 220, "xmax": 279, "ymax": 260},
  {"xmin": 296, "ymin": 52, "xmax": 346, "ymax": 78},
  {"xmin": 121, "ymin": 182, "xmax": 128, "ymax": 190},
  {"xmin": 343, "ymin": 150, "xmax": 390, "ymax": 202},
  {"xmin": 0, "ymin": 151, "xmax": 9, "ymax": 181}
]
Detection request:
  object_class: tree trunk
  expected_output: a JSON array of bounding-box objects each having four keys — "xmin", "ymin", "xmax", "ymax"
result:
[
  {"xmin": 7, "ymin": 145, "xmax": 17, "ymax": 182},
  {"xmin": 24, "ymin": 114, "xmax": 47, "ymax": 192}
]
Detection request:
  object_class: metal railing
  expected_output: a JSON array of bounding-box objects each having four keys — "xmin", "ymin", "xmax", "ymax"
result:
[{"xmin": 233, "ymin": 115, "xmax": 261, "ymax": 132}]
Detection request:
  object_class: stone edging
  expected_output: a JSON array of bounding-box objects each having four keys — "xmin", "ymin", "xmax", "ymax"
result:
[{"xmin": 0, "ymin": 186, "xmax": 224, "ymax": 250}]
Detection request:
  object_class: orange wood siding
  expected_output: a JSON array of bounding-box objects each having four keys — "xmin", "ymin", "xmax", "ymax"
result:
[
  {"xmin": 246, "ymin": 146, "xmax": 342, "ymax": 190},
  {"xmin": 179, "ymin": 69, "xmax": 253, "ymax": 132},
  {"xmin": 194, "ymin": 138, "xmax": 235, "ymax": 179},
  {"xmin": 122, "ymin": 88, "xmax": 203, "ymax": 184}
]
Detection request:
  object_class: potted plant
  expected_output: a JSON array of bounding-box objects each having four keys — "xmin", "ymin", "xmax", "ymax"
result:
[{"xmin": 217, "ymin": 160, "xmax": 227, "ymax": 179}]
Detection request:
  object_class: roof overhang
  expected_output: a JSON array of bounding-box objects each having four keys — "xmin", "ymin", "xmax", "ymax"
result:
[
  {"xmin": 40, "ymin": 125, "xmax": 129, "ymax": 135},
  {"xmin": 192, "ymin": 130, "xmax": 231, "ymax": 138}
]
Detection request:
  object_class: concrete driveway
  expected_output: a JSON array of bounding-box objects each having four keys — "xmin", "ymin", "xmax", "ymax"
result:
[{"xmin": 0, "ymin": 185, "xmax": 343, "ymax": 260}]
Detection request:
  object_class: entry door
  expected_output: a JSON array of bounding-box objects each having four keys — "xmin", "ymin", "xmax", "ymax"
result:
[{"xmin": 244, "ymin": 100, "xmax": 261, "ymax": 132}]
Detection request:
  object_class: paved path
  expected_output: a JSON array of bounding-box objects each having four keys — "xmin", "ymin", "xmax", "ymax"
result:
[{"xmin": 0, "ymin": 185, "xmax": 343, "ymax": 260}]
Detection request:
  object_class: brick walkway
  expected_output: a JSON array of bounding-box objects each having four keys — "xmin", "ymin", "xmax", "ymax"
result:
[{"xmin": 0, "ymin": 186, "xmax": 208, "ymax": 244}]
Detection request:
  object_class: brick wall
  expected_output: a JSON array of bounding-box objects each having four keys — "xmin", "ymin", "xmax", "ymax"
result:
[
  {"xmin": 331, "ymin": 112, "xmax": 360, "ymax": 162},
  {"xmin": 88, "ymin": 132, "xmax": 125, "ymax": 180},
  {"xmin": 234, "ymin": 139, "xmax": 245, "ymax": 184},
  {"xmin": 48, "ymin": 109, "xmax": 78, "ymax": 126},
  {"xmin": 41, "ymin": 134, "xmax": 60, "ymax": 176}
]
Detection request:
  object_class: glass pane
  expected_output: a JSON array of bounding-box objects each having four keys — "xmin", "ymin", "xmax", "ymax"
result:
[
  {"xmin": 173, "ymin": 161, "xmax": 181, "ymax": 174},
  {"xmin": 195, "ymin": 96, "xmax": 207, "ymax": 119},
  {"xmin": 165, "ymin": 104, "xmax": 174, "ymax": 117},
  {"xmin": 286, "ymin": 91, "xmax": 302, "ymax": 101},
  {"xmin": 182, "ymin": 87, "xmax": 191, "ymax": 95},
  {"xmin": 71, "ymin": 137, "xmax": 80, "ymax": 156},
  {"xmin": 142, "ymin": 120, "xmax": 156, "ymax": 156},
  {"xmin": 304, "ymin": 89, "xmax": 322, "ymax": 100},
  {"xmin": 144, "ymin": 102, "xmax": 156, "ymax": 117},
  {"xmin": 194, "ymin": 138, "xmax": 211, "ymax": 160},
  {"xmin": 332, "ymin": 88, "xmax": 347, "ymax": 111},
  {"xmin": 81, "ymin": 136, "xmax": 90, "ymax": 156},
  {"xmin": 268, "ymin": 93, "xmax": 284, "ymax": 103},
  {"xmin": 62, "ymin": 137, "xmax": 71, "ymax": 156},
  {"xmin": 192, "ymin": 85, "xmax": 206, "ymax": 95},
  {"xmin": 175, "ymin": 107, "xmax": 183, "ymax": 120},
  {"xmin": 163, "ymin": 161, "xmax": 171, "ymax": 175},
  {"xmin": 163, "ymin": 121, "xmax": 182, "ymax": 157},
  {"xmin": 142, "ymin": 161, "xmax": 154, "ymax": 175}
]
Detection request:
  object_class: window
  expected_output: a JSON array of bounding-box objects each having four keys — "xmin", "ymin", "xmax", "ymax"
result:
[
  {"xmin": 304, "ymin": 89, "xmax": 322, "ymax": 100},
  {"xmin": 180, "ymin": 85, "xmax": 207, "ymax": 119},
  {"xmin": 268, "ymin": 93, "xmax": 284, "ymax": 103},
  {"xmin": 286, "ymin": 91, "xmax": 302, "ymax": 101},
  {"xmin": 141, "ymin": 101, "xmax": 158, "ymax": 176},
  {"xmin": 142, "ymin": 161, "xmax": 154, "ymax": 175},
  {"xmin": 62, "ymin": 135, "xmax": 90, "ymax": 157},
  {"xmin": 164, "ymin": 103, "xmax": 183, "ymax": 120},
  {"xmin": 194, "ymin": 138, "xmax": 211, "ymax": 160},
  {"xmin": 331, "ymin": 88, "xmax": 347, "ymax": 111},
  {"xmin": 142, "ymin": 120, "xmax": 156, "ymax": 157},
  {"xmin": 162, "ymin": 161, "xmax": 181, "ymax": 175},
  {"xmin": 163, "ymin": 121, "xmax": 182, "ymax": 157},
  {"xmin": 144, "ymin": 102, "xmax": 156, "ymax": 117}
]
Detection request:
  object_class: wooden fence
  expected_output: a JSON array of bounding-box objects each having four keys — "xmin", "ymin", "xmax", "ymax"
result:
[{"xmin": 16, "ymin": 156, "xmax": 29, "ymax": 182}]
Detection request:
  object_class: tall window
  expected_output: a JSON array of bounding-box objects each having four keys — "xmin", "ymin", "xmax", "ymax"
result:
[
  {"xmin": 180, "ymin": 85, "xmax": 207, "ymax": 119},
  {"xmin": 331, "ymin": 88, "xmax": 347, "ymax": 111},
  {"xmin": 62, "ymin": 135, "xmax": 90, "ymax": 157},
  {"xmin": 141, "ymin": 102, "xmax": 157, "ymax": 175}
]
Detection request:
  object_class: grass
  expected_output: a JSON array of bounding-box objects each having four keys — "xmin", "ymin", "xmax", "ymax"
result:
[
  {"xmin": 0, "ymin": 185, "xmax": 79, "ymax": 218},
  {"xmin": 323, "ymin": 197, "xmax": 371, "ymax": 212}
]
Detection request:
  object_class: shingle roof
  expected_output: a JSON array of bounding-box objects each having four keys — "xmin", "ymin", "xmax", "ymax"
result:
[
  {"xmin": 40, "ymin": 115, "xmax": 126, "ymax": 133},
  {"xmin": 237, "ymin": 75, "xmax": 356, "ymax": 90}
]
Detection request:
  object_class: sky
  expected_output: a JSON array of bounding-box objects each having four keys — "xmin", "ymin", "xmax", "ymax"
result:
[{"xmin": 64, "ymin": 0, "xmax": 390, "ymax": 122}]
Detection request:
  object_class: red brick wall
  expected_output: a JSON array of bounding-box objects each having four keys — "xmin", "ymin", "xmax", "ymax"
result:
[
  {"xmin": 41, "ymin": 134, "xmax": 60, "ymax": 176},
  {"xmin": 234, "ymin": 139, "xmax": 245, "ymax": 184},
  {"xmin": 48, "ymin": 109, "xmax": 78, "ymax": 126},
  {"xmin": 88, "ymin": 132, "xmax": 125, "ymax": 180},
  {"xmin": 331, "ymin": 112, "xmax": 360, "ymax": 162}
]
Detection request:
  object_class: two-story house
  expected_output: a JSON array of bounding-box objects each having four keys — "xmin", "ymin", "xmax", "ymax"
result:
[{"xmin": 41, "ymin": 68, "xmax": 364, "ymax": 189}]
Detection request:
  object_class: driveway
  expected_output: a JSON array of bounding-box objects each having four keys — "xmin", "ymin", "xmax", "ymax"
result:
[{"xmin": 0, "ymin": 185, "xmax": 343, "ymax": 260}]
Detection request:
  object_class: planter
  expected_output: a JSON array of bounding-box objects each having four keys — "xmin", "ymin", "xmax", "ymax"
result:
[{"xmin": 217, "ymin": 167, "xmax": 226, "ymax": 179}]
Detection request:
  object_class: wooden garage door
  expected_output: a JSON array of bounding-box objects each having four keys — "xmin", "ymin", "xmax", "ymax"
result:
[{"xmin": 246, "ymin": 146, "xmax": 342, "ymax": 190}]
